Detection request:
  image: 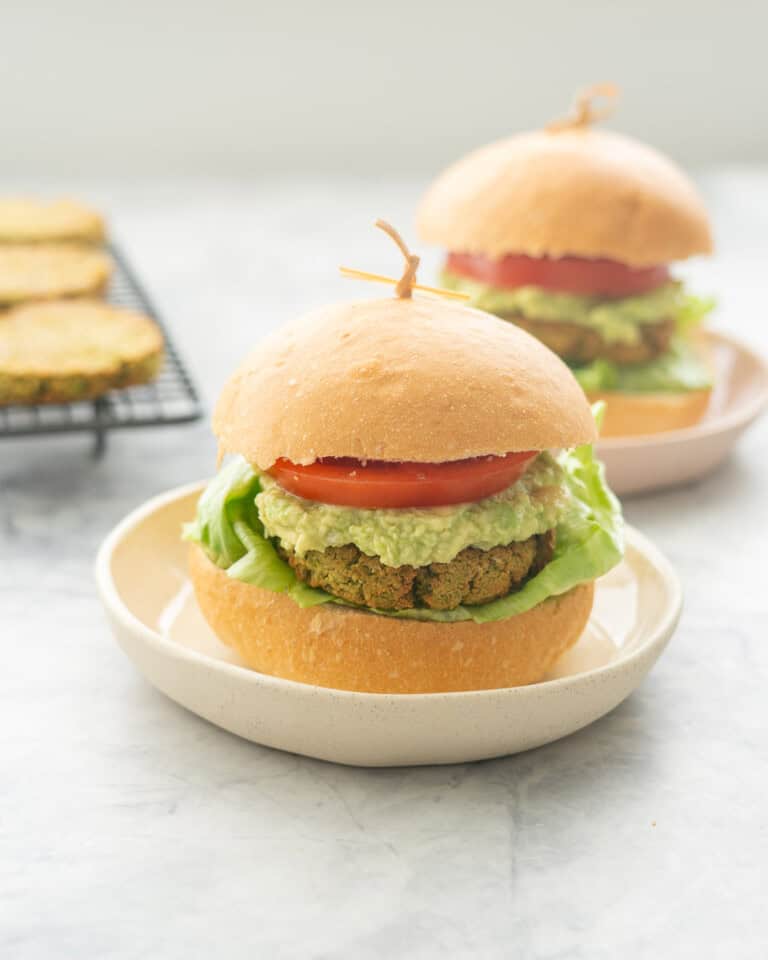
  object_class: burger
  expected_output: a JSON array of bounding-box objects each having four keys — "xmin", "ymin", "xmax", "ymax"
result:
[
  {"xmin": 416, "ymin": 87, "xmax": 715, "ymax": 437},
  {"xmin": 184, "ymin": 231, "xmax": 623, "ymax": 694}
]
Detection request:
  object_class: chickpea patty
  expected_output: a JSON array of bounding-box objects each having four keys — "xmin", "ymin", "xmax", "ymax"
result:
[
  {"xmin": 278, "ymin": 531, "xmax": 556, "ymax": 611},
  {"xmin": 507, "ymin": 315, "xmax": 674, "ymax": 365}
]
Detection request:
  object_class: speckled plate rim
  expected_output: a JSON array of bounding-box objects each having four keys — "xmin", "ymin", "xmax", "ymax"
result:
[
  {"xmin": 597, "ymin": 330, "xmax": 768, "ymax": 450},
  {"xmin": 95, "ymin": 482, "xmax": 682, "ymax": 705}
]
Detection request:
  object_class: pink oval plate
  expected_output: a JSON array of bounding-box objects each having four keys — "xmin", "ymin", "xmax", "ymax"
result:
[{"xmin": 598, "ymin": 331, "xmax": 768, "ymax": 496}]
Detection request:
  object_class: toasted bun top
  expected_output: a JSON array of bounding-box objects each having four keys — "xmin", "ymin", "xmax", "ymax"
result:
[
  {"xmin": 213, "ymin": 297, "xmax": 596, "ymax": 467},
  {"xmin": 417, "ymin": 128, "xmax": 712, "ymax": 267}
]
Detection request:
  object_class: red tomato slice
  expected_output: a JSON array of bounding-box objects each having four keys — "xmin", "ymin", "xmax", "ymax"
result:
[
  {"xmin": 447, "ymin": 252, "xmax": 669, "ymax": 297},
  {"xmin": 267, "ymin": 452, "xmax": 538, "ymax": 509}
]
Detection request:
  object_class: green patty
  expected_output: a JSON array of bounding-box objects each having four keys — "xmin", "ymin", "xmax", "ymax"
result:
[{"xmin": 279, "ymin": 532, "xmax": 555, "ymax": 611}]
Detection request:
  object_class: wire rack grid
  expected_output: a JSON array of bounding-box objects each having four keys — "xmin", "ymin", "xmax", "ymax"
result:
[{"xmin": 0, "ymin": 244, "xmax": 203, "ymax": 455}]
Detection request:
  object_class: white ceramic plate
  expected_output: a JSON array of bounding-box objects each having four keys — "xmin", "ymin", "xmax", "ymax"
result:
[
  {"xmin": 598, "ymin": 331, "xmax": 768, "ymax": 496},
  {"xmin": 96, "ymin": 485, "xmax": 682, "ymax": 767}
]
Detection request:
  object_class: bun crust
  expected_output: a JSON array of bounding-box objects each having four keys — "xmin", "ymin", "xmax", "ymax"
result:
[
  {"xmin": 190, "ymin": 546, "xmax": 594, "ymax": 694},
  {"xmin": 417, "ymin": 128, "xmax": 712, "ymax": 267},
  {"xmin": 213, "ymin": 297, "xmax": 596, "ymax": 467},
  {"xmin": 590, "ymin": 388, "xmax": 711, "ymax": 438}
]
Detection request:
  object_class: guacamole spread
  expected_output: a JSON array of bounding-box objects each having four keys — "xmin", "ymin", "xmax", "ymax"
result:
[
  {"xmin": 441, "ymin": 271, "xmax": 713, "ymax": 346},
  {"xmin": 256, "ymin": 454, "xmax": 568, "ymax": 569}
]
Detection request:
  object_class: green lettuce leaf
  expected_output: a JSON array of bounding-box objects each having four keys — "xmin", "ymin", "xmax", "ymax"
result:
[
  {"xmin": 572, "ymin": 337, "xmax": 713, "ymax": 394},
  {"xmin": 675, "ymin": 292, "xmax": 716, "ymax": 337},
  {"xmin": 184, "ymin": 439, "xmax": 623, "ymax": 624},
  {"xmin": 182, "ymin": 457, "xmax": 261, "ymax": 569},
  {"xmin": 183, "ymin": 458, "xmax": 329, "ymax": 607},
  {"xmin": 572, "ymin": 359, "xmax": 620, "ymax": 393}
]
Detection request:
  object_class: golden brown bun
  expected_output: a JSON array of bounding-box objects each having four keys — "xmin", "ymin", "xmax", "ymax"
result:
[
  {"xmin": 190, "ymin": 545, "xmax": 594, "ymax": 694},
  {"xmin": 214, "ymin": 297, "xmax": 596, "ymax": 467},
  {"xmin": 417, "ymin": 129, "xmax": 712, "ymax": 267},
  {"xmin": 589, "ymin": 388, "xmax": 711, "ymax": 438}
]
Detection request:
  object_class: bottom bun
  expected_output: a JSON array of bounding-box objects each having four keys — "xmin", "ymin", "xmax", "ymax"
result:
[
  {"xmin": 189, "ymin": 545, "xmax": 594, "ymax": 694},
  {"xmin": 587, "ymin": 388, "xmax": 712, "ymax": 438}
]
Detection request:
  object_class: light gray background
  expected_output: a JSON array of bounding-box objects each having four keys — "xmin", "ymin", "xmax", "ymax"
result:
[
  {"xmin": 2, "ymin": 4, "xmax": 768, "ymax": 958},
  {"xmin": 2, "ymin": 0, "xmax": 767, "ymax": 176}
]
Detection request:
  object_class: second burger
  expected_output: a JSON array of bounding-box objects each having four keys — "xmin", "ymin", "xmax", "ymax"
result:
[{"xmin": 417, "ymin": 86, "xmax": 715, "ymax": 437}]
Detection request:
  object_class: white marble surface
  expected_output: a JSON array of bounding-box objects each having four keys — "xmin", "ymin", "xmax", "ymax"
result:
[{"xmin": 1, "ymin": 175, "xmax": 767, "ymax": 959}]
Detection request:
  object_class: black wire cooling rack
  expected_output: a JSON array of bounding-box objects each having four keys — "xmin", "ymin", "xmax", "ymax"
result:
[{"xmin": 0, "ymin": 244, "xmax": 203, "ymax": 455}]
